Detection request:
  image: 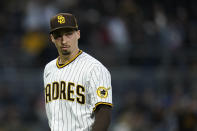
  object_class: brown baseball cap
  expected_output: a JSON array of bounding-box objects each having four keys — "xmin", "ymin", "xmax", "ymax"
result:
[{"xmin": 50, "ymin": 13, "xmax": 78, "ymax": 33}]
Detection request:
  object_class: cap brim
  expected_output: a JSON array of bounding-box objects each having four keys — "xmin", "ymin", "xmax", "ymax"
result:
[{"xmin": 50, "ymin": 26, "xmax": 78, "ymax": 33}]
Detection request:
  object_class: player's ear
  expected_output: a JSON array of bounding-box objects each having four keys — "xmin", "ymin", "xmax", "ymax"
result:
[
  {"xmin": 50, "ymin": 34, "xmax": 55, "ymax": 43},
  {"xmin": 76, "ymin": 30, "xmax": 80, "ymax": 39}
]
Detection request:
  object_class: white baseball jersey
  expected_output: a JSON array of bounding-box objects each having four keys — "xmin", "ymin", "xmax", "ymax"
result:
[{"xmin": 43, "ymin": 50, "xmax": 113, "ymax": 131}]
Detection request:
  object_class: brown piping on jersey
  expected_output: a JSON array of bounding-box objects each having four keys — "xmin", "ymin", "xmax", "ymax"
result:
[{"xmin": 56, "ymin": 50, "xmax": 83, "ymax": 68}]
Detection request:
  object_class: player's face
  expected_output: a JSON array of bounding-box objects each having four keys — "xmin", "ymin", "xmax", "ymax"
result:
[{"xmin": 51, "ymin": 29, "xmax": 80, "ymax": 56}]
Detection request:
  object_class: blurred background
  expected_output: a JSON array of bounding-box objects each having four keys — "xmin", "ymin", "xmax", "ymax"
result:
[{"xmin": 0, "ymin": 0, "xmax": 197, "ymax": 130}]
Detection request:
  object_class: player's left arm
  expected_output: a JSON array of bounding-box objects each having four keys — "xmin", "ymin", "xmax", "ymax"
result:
[
  {"xmin": 87, "ymin": 64, "xmax": 113, "ymax": 131},
  {"xmin": 92, "ymin": 104, "xmax": 112, "ymax": 131}
]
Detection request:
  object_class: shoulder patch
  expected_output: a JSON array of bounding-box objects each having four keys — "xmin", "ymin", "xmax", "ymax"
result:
[{"xmin": 97, "ymin": 87, "xmax": 110, "ymax": 98}]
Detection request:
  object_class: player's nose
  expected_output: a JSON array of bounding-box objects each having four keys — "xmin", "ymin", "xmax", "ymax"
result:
[{"xmin": 61, "ymin": 35, "xmax": 69, "ymax": 44}]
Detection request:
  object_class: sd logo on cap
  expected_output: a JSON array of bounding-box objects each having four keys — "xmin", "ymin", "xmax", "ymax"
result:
[{"xmin": 57, "ymin": 15, "xmax": 65, "ymax": 24}]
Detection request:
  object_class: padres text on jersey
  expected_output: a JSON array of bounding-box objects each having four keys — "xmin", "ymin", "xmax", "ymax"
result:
[{"xmin": 45, "ymin": 81, "xmax": 85, "ymax": 104}]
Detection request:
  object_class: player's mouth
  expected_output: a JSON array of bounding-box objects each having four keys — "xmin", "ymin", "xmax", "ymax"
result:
[{"xmin": 61, "ymin": 45, "xmax": 70, "ymax": 50}]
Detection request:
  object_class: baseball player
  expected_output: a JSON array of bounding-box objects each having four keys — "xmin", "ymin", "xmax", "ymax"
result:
[{"xmin": 43, "ymin": 13, "xmax": 113, "ymax": 131}]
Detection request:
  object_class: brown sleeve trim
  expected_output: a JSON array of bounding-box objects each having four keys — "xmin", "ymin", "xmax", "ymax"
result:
[{"xmin": 93, "ymin": 102, "xmax": 113, "ymax": 112}]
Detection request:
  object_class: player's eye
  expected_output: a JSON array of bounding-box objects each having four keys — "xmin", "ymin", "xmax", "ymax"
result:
[
  {"xmin": 65, "ymin": 32, "xmax": 73, "ymax": 36},
  {"xmin": 52, "ymin": 29, "xmax": 75, "ymax": 39},
  {"xmin": 64, "ymin": 32, "xmax": 74, "ymax": 38},
  {"xmin": 52, "ymin": 32, "xmax": 62, "ymax": 39}
]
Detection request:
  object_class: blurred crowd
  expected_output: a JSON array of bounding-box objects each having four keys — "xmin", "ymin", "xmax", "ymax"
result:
[{"xmin": 0, "ymin": 0, "xmax": 196, "ymax": 130}]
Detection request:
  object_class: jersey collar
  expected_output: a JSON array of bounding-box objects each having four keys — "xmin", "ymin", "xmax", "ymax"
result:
[{"xmin": 56, "ymin": 50, "xmax": 83, "ymax": 68}]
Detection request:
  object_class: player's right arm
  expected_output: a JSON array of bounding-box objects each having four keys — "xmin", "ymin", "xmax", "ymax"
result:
[{"xmin": 43, "ymin": 64, "xmax": 52, "ymax": 128}]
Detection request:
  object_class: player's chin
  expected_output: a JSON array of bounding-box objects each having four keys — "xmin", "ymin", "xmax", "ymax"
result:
[{"xmin": 62, "ymin": 50, "xmax": 70, "ymax": 55}]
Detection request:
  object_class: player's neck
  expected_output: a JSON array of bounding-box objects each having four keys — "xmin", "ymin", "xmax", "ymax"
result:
[{"xmin": 59, "ymin": 49, "xmax": 80, "ymax": 64}]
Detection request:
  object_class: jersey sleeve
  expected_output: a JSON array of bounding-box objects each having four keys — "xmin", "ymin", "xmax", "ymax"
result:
[
  {"xmin": 43, "ymin": 64, "xmax": 52, "ymax": 128},
  {"xmin": 43, "ymin": 66, "xmax": 48, "ymax": 88},
  {"xmin": 43, "ymin": 67, "xmax": 46, "ymax": 86},
  {"xmin": 87, "ymin": 64, "xmax": 113, "ymax": 111}
]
